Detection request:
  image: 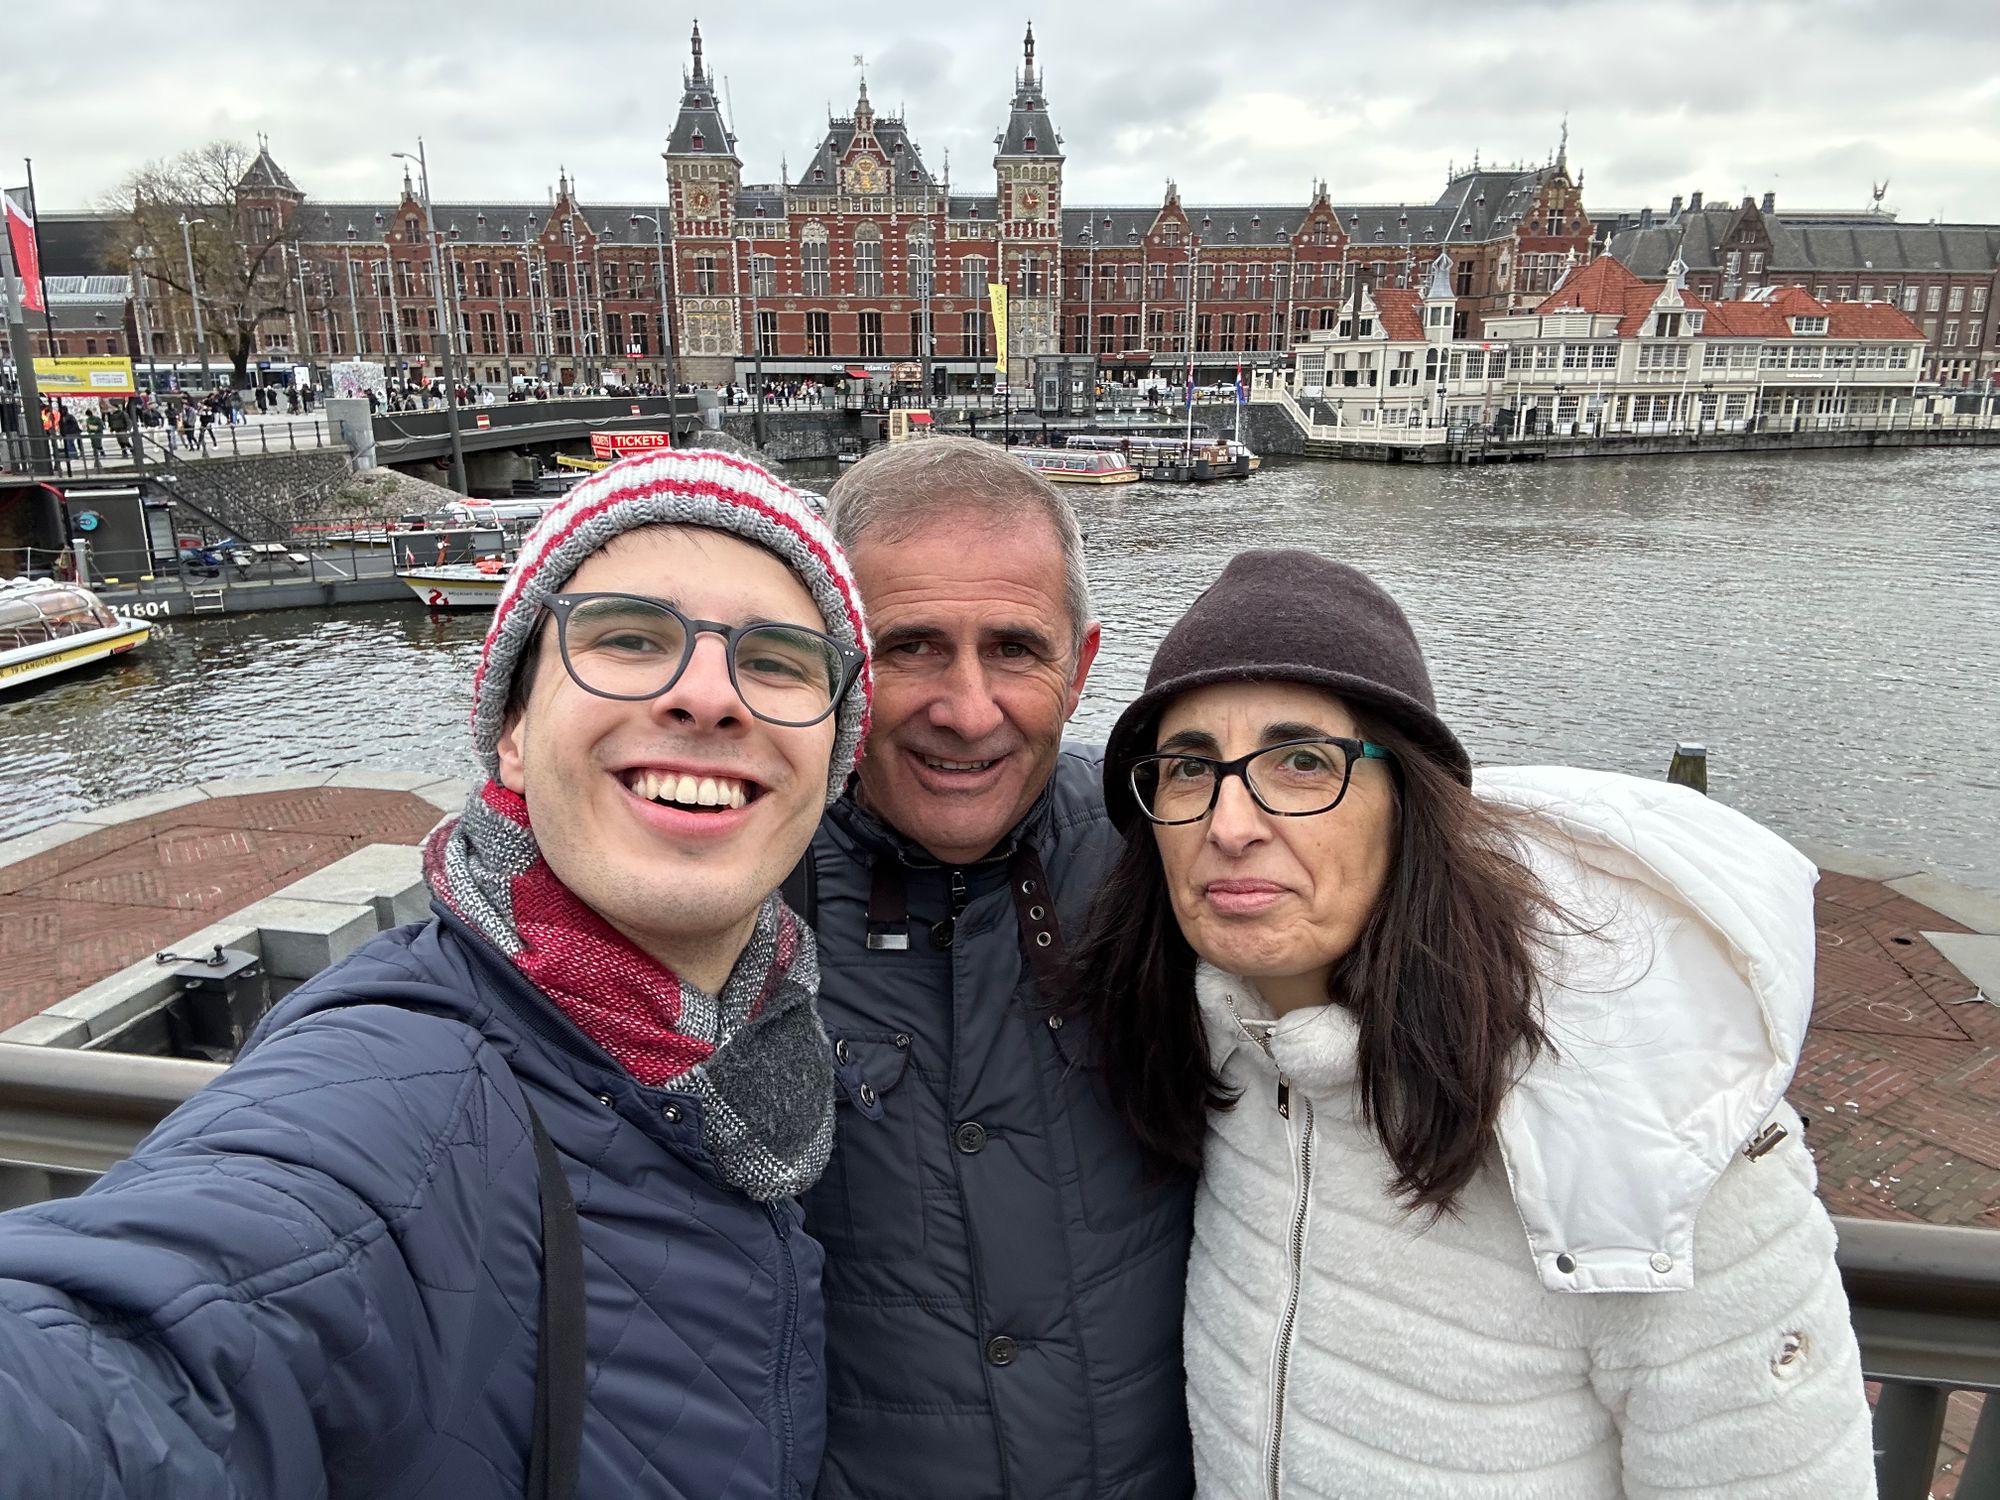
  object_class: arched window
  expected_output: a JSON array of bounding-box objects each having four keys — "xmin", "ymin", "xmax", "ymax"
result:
[
  {"xmin": 801, "ymin": 223, "xmax": 830, "ymax": 296},
  {"xmin": 854, "ymin": 223, "xmax": 883, "ymax": 296}
]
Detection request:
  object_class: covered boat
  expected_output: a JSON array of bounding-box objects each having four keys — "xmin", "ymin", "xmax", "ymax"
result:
[
  {"xmin": 1013, "ymin": 446, "xmax": 1140, "ymax": 485},
  {"xmin": 0, "ymin": 578, "xmax": 151, "ymax": 692}
]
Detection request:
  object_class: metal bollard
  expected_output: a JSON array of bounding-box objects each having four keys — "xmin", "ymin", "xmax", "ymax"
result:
[{"xmin": 1666, "ymin": 742, "xmax": 1708, "ymax": 795}]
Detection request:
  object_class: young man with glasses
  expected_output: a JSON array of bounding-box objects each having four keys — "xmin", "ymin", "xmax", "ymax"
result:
[{"xmin": 0, "ymin": 452, "xmax": 870, "ymax": 1499}]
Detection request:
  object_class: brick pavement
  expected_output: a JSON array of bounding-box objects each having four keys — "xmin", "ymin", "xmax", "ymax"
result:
[{"xmin": 0, "ymin": 787, "xmax": 442, "ymax": 1030}]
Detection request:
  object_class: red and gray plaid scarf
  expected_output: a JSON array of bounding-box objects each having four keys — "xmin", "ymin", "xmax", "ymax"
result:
[{"xmin": 423, "ymin": 780, "xmax": 835, "ymax": 1201}]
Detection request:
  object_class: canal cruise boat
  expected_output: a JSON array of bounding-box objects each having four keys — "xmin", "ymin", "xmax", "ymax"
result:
[
  {"xmin": 1013, "ymin": 446, "xmax": 1141, "ymax": 485},
  {"xmin": 0, "ymin": 578, "xmax": 151, "ymax": 693},
  {"xmin": 1066, "ymin": 433, "xmax": 1255, "ymax": 481}
]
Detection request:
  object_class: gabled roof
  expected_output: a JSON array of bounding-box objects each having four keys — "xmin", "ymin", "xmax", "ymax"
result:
[
  {"xmin": 1611, "ymin": 206, "xmax": 2000, "ymax": 277},
  {"xmin": 1536, "ymin": 254, "xmax": 1927, "ymax": 340},
  {"xmin": 1371, "ymin": 289, "xmax": 1426, "ymax": 341},
  {"xmin": 236, "ymin": 141, "xmax": 300, "ymax": 196},
  {"xmin": 792, "ymin": 99, "xmax": 938, "ymax": 198}
]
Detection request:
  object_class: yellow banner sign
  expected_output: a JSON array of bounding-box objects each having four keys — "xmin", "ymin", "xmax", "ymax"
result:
[
  {"xmin": 986, "ymin": 282, "xmax": 1008, "ymax": 378},
  {"xmin": 34, "ymin": 356, "xmax": 137, "ymax": 397}
]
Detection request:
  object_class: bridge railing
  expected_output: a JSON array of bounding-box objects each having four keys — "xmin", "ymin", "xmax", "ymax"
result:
[
  {"xmin": 0, "ymin": 1036, "xmax": 1989, "ymax": 1490},
  {"xmin": 3, "ymin": 421, "xmax": 338, "ymax": 477}
]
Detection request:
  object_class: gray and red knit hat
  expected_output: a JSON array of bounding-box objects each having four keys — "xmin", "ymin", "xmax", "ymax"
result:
[{"xmin": 469, "ymin": 448, "xmax": 871, "ymax": 803}]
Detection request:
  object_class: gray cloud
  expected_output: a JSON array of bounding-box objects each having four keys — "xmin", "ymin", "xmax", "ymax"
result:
[{"xmin": 6, "ymin": 0, "xmax": 1996, "ymax": 223}]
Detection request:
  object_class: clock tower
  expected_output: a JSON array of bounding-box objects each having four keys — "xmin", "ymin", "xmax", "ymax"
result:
[
  {"xmin": 663, "ymin": 20, "xmax": 743, "ymax": 381},
  {"xmin": 993, "ymin": 23, "xmax": 1064, "ymax": 405}
]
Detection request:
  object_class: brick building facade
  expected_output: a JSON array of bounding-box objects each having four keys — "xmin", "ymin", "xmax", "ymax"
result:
[{"xmin": 38, "ymin": 23, "xmax": 1606, "ymax": 404}]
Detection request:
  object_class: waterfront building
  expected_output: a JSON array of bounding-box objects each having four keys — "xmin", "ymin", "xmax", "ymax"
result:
[
  {"xmin": 1604, "ymin": 193, "xmax": 2000, "ymax": 389},
  {"xmin": 1275, "ymin": 250, "xmax": 1930, "ymax": 441}
]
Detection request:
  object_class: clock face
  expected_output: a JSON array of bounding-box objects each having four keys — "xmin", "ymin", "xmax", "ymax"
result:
[{"xmin": 1021, "ymin": 188, "xmax": 1041, "ymax": 212}]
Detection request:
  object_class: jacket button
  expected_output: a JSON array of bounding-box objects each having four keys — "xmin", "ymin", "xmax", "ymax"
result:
[
  {"xmin": 594, "ymin": 1092, "xmax": 615, "ymax": 1108},
  {"xmin": 954, "ymin": 1121, "xmax": 988, "ymax": 1154},
  {"xmin": 661, "ymin": 1102, "xmax": 682, "ymax": 1124},
  {"xmin": 834, "ymin": 1038, "xmax": 852, "ymax": 1064},
  {"xmin": 858, "ymin": 1082, "xmax": 877, "ymax": 1108},
  {"xmin": 1649, "ymin": 1251, "xmax": 1673, "ymax": 1273},
  {"xmin": 985, "ymin": 1334, "xmax": 1018, "ymax": 1367},
  {"xmin": 1555, "ymin": 1253, "xmax": 1577, "ymax": 1274}
]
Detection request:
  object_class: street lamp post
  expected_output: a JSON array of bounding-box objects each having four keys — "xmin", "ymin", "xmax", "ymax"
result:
[
  {"xmin": 629, "ymin": 211, "xmax": 681, "ymax": 437},
  {"xmin": 917, "ymin": 231, "xmax": 934, "ymax": 408},
  {"xmin": 745, "ymin": 239, "xmax": 766, "ymax": 446},
  {"xmin": 392, "ymin": 140, "xmax": 468, "ymax": 493},
  {"xmin": 178, "ymin": 214, "xmax": 210, "ymax": 394},
  {"xmin": 132, "ymin": 244, "xmax": 158, "ymax": 396},
  {"xmin": 1081, "ymin": 226, "xmax": 1095, "ymax": 417}
]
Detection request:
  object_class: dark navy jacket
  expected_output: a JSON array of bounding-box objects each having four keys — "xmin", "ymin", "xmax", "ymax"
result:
[
  {"xmin": 0, "ymin": 909, "xmax": 824, "ymax": 1499},
  {"xmin": 801, "ymin": 749, "xmax": 1195, "ymax": 1500}
]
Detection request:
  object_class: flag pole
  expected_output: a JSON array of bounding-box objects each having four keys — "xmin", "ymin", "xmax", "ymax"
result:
[{"xmin": 0, "ymin": 200, "xmax": 52, "ymax": 474}]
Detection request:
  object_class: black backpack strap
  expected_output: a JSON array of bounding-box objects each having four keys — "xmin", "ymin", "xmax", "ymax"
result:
[
  {"xmin": 525, "ymin": 1098, "xmax": 584, "ymax": 1500},
  {"xmin": 780, "ymin": 849, "xmax": 817, "ymax": 929}
]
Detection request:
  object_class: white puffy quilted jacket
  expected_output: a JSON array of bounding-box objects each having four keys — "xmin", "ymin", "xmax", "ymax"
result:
[{"xmin": 1185, "ymin": 766, "xmax": 1877, "ymax": 1499}]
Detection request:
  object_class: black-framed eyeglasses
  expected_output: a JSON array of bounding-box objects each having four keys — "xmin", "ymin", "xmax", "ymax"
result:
[
  {"xmin": 540, "ymin": 592, "xmax": 863, "ymax": 728},
  {"xmin": 1127, "ymin": 736, "xmax": 1393, "ymax": 826}
]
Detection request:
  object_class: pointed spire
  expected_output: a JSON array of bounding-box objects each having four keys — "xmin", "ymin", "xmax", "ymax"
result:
[
  {"xmin": 690, "ymin": 18, "xmax": 706, "ymax": 83},
  {"xmin": 1023, "ymin": 21, "xmax": 1036, "ymax": 82}
]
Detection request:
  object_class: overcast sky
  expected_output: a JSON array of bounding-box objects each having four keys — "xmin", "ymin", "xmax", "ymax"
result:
[{"xmin": 9, "ymin": 0, "xmax": 1999, "ymax": 223}]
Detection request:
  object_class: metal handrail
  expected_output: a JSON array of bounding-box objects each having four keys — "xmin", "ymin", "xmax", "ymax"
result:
[{"xmin": 0, "ymin": 1038, "xmax": 1990, "ymax": 1490}]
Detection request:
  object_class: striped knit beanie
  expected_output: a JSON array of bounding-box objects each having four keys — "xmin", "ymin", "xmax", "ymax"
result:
[{"xmin": 469, "ymin": 449, "xmax": 871, "ymax": 802}]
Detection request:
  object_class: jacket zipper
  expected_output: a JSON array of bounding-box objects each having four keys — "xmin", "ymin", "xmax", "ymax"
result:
[
  {"xmin": 1255, "ymin": 1031, "xmax": 1314, "ymax": 1500},
  {"xmin": 768, "ymin": 1202, "xmax": 799, "ymax": 1485}
]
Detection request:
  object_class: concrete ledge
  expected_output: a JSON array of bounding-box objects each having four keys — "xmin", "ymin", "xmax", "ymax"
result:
[
  {"xmin": 0, "ymin": 1014, "xmax": 93, "ymax": 1047},
  {"xmin": 1791, "ymin": 839, "xmax": 1926, "ymax": 884},
  {"xmin": 326, "ymin": 766, "xmax": 462, "ymax": 793},
  {"xmin": 64, "ymin": 787, "xmax": 211, "ymax": 826},
  {"xmin": 274, "ymin": 843, "xmax": 428, "ymax": 930},
  {"xmin": 194, "ymin": 771, "xmax": 337, "ymax": 798},
  {"xmin": 36, "ymin": 922, "xmax": 265, "ymax": 1043},
  {"xmin": 0, "ymin": 819, "xmax": 104, "ymax": 874},
  {"xmin": 412, "ymin": 778, "xmax": 473, "ymax": 813},
  {"xmin": 233, "ymin": 896, "xmax": 377, "ymax": 979},
  {"xmin": 1886, "ymin": 874, "xmax": 2000, "ymax": 935},
  {"xmin": 1922, "ymin": 932, "xmax": 2000, "ymax": 1001}
]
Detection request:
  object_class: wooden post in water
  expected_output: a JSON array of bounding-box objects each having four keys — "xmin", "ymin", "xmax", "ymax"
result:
[{"xmin": 1667, "ymin": 742, "xmax": 1709, "ymax": 795}]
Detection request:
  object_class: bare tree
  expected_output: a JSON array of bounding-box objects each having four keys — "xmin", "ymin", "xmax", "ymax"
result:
[{"xmin": 100, "ymin": 140, "xmax": 300, "ymax": 387}]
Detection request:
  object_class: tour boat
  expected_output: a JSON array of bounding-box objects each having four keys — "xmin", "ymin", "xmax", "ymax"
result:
[
  {"xmin": 0, "ymin": 578, "xmax": 151, "ymax": 693},
  {"xmin": 1013, "ymin": 447, "xmax": 1140, "ymax": 485},
  {"xmin": 1066, "ymin": 433, "xmax": 1254, "ymax": 481},
  {"xmin": 396, "ymin": 559, "xmax": 511, "ymax": 611}
]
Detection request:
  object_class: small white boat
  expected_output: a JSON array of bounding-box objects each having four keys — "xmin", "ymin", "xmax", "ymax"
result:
[
  {"xmin": 0, "ymin": 578, "xmax": 151, "ymax": 692},
  {"xmin": 397, "ymin": 561, "xmax": 510, "ymax": 610}
]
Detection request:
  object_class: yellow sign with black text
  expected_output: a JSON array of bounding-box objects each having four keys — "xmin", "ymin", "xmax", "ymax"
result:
[{"xmin": 33, "ymin": 356, "xmax": 137, "ymax": 398}]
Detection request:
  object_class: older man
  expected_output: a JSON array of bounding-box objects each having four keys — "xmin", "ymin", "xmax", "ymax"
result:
[{"xmin": 799, "ymin": 436, "xmax": 1194, "ymax": 1500}]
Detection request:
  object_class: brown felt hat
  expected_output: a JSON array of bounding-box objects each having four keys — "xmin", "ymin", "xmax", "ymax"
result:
[{"xmin": 1103, "ymin": 549, "xmax": 1471, "ymax": 829}]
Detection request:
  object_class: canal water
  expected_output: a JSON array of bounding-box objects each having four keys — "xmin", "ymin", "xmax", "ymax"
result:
[{"xmin": 7, "ymin": 446, "xmax": 1997, "ymax": 892}]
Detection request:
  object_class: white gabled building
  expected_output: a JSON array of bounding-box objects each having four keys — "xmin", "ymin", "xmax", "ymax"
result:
[{"xmin": 1267, "ymin": 250, "xmax": 1934, "ymax": 442}]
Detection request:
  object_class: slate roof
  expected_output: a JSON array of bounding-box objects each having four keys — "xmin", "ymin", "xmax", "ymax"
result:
[
  {"xmin": 665, "ymin": 24, "xmax": 736, "ymax": 161},
  {"xmin": 792, "ymin": 98, "xmax": 938, "ymax": 198},
  {"xmin": 292, "ymin": 201, "xmax": 668, "ymax": 248},
  {"xmin": 1612, "ymin": 207, "xmax": 2000, "ymax": 278},
  {"xmin": 1056, "ymin": 165, "xmax": 1570, "ymax": 250},
  {"xmin": 34, "ymin": 213, "xmax": 121, "ymax": 277},
  {"xmin": 236, "ymin": 144, "xmax": 300, "ymax": 196}
]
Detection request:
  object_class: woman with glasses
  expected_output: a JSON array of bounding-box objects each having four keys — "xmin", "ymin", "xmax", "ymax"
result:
[{"xmin": 1067, "ymin": 549, "xmax": 1875, "ymax": 1498}]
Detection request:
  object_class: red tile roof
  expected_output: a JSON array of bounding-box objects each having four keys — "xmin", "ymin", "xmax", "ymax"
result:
[
  {"xmin": 1535, "ymin": 254, "xmax": 1925, "ymax": 341},
  {"xmin": 1372, "ymin": 288, "xmax": 1426, "ymax": 341}
]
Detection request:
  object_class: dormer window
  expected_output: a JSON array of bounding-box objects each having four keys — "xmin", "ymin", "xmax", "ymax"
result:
[
  {"xmin": 813, "ymin": 167, "xmax": 826, "ymax": 182},
  {"xmin": 691, "ymin": 129, "xmax": 705, "ymax": 151},
  {"xmin": 1790, "ymin": 315, "xmax": 1828, "ymax": 335},
  {"xmin": 1023, "ymin": 134, "xmax": 1037, "ymax": 152},
  {"xmin": 374, "ymin": 211, "xmax": 384, "ymax": 225}
]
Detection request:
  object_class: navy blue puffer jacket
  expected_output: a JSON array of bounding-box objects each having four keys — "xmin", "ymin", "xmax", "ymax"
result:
[
  {"xmin": 801, "ymin": 749, "xmax": 1195, "ymax": 1500},
  {"xmin": 0, "ymin": 908, "xmax": 824, "ymax": 1498}
]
